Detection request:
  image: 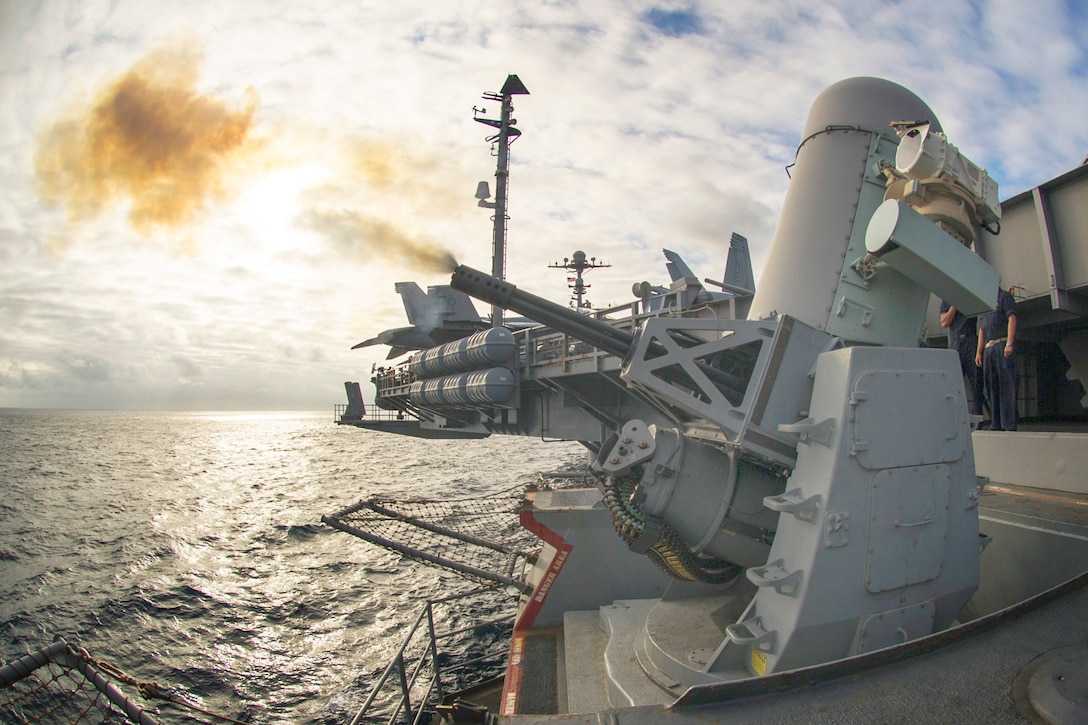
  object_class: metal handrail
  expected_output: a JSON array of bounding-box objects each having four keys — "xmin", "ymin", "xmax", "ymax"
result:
[
  {"xmin": 348, "ymin": 587, "xmax": 514, "ymax": 725},
  {"xmin": 335, "ymin": 402, "xmax": 419, "ymax": 424},
  {"xmin": 349, "ymin": 603, "xmax": 436, "ymax": 725}
]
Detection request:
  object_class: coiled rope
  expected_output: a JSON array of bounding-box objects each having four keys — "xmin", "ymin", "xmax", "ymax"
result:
[{"xmin": 66, "ymin": 645, "xmax": 250, "ymax": 725}]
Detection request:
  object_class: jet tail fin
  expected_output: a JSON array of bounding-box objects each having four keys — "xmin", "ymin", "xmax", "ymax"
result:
[
  {"xmin": 435, "ymin": 286, "xmax": 482, "ymax": 323},
  {"xmin": 722, "ymin": 233, "xmax": 755, "ymax": 294},
  {"xmin": 394, "ymin": 282, "xmax": 482, "ymax": 331},
  {"xmin": 394, "ymin": 282, "xmax": 431, "ymax": 327},
  {"xmin": 663, "ymin": 248, "xmax": 697, "ymax": 282}
]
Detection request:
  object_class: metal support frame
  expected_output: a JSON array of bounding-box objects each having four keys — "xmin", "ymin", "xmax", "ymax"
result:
[{"xmin": 1033, "ymin": 186, "xmax": 1088, "ymax": 316}]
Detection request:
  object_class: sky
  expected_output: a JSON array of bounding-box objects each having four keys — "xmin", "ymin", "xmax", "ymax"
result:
[{"xmin": 1, "ymin": 0, "xmax": 1086, "ymax": 411}]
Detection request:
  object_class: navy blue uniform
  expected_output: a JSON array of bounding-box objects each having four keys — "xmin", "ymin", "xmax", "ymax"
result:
[
  {"xmin": 940, "ymin": 300, "xmax": 984, "ymax": 416},
  {"xmin": 978, "ymin": 289, "xmax": 1018, "ymax": 431}
]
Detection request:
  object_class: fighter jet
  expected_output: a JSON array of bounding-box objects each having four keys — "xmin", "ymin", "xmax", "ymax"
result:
[
  {"xmin": 665, "ymin": 233, "xmax": 755, "ymax": 296},
  {"xmin": 636, "ymin": 233, "xmax": 756, "ymax": 315},
  {"xmin": 353, "ymin": 282, "xmax": 489, "ymax": 359}
]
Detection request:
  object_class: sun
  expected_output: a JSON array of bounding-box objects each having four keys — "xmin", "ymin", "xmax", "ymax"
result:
[{"xmin": 232, "ymin": 164, "xmax": 328, "ymax": 252}]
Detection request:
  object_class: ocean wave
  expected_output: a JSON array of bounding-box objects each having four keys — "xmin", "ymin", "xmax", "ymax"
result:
[{"xmin": 0, "ymin": 409, "xmax": 583, "ymax": 723}]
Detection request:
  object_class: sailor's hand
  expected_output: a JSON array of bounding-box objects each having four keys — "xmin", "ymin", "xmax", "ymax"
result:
[
  {"xmin": 975, "ymin": 354, "xmax": 982, "ymax": 367},
  {"xmin": 1005, "ymin": 343, "xmax": 1014, "ymax": 358}
]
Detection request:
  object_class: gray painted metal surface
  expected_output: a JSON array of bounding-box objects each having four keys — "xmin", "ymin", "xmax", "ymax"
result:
[
  {"xmin": 747, "ymin": 77, "xmax": 942, "ymax": 344},
  {"xmin": 337, "ymin": 76, "xmax": 1088, "ymax": 722},
  {"xmin": 977, "ymin": 164, "xmax": 1088, "ymax": 315}
]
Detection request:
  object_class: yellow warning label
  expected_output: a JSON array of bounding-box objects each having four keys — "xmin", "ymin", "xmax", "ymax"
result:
[{"xmin": 750, "ymin": 647, "xmax": 767, "ymax": 676}]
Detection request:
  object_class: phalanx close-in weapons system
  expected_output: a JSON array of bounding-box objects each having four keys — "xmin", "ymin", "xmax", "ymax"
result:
[{"xmin": 346, "ymin": 76, "xmax": 1008, "ymax": 686}]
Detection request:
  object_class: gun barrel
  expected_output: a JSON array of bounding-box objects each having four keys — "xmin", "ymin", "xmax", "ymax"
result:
[
  {"xmin": 451, "ymin": 265, "xmax": 634, "ymax": 357},
  {"xmin": 452, "ymin": 264, "xmax": 750, "ymax": 403}
]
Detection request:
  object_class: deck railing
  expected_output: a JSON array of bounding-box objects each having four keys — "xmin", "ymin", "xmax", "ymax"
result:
[
  {"xmin": 335, "ymin": 403, "xmax": 418, "ymax": 424},
  {"xmin": 349, "ymin": 587, "xmax": 514, "ymax": 725}
]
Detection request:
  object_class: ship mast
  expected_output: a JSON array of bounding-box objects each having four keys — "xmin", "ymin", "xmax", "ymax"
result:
[
  {"xmin": 549, "ymin": 251, "xmax": 610, "ymax": 311},
  {"xmin": 473, "ymin": 74, "xmax": 529, "ymax": 328}
]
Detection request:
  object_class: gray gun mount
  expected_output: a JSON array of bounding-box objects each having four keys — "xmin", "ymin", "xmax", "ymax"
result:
[
  {"xmin": 343, "ymin": 73, "xmax": 1014, "ymax": 687},
  {"xmin": 450, "ymin": 261, "xmax": 981, "ymax": 681},
  {"xmin": 351, "ymin": 76, "xmax": 999, "ymax": 691},
  {"xmin": 617, "ymin": 77, "xmax": 988, "ymax": 682}
]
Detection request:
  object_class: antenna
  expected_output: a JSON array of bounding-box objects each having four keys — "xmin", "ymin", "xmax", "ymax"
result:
[
  {"xmin": 549, "ymin": 250, "xmax": 610, "ymax": 311},
  {"xmin": 473, "ymin": 74, "xmax": 529, "ymax": 328}
]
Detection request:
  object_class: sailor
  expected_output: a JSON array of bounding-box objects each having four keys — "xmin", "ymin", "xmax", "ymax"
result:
[
  {"xmin": 975, "ymin": 286, "xmax": 1018, "ymax": 431},
  {"xmin": 940, "ymin": 300, "xmax": 985, "ymax": 417}
]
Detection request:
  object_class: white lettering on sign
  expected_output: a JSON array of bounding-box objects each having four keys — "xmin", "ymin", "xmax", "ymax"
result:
[{"xmin": 533, "ymin": 549, "xmax": 568, "ymax": 602}]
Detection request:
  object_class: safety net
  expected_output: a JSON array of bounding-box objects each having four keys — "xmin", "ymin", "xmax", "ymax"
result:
[
  {"xmin": 323, "ymin": 473, "xmax": 589, "ymax": 590},
  {"xmin": 1, "ymin": 639, "xmax": 247, "ymax": 725},
  {"xmin": 1, "ymin": 639, "xmax": 159, "ymax": 725}
]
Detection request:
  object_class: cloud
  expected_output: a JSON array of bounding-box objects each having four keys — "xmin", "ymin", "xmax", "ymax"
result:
[
  {"xmin": 171, "ymin": 353, "xmax": 203, "ymax": 380},
  {"xmin": 2, "ymin": 0, "xmax": 1087, "ymax": 411},
  {"xmin": 34, "ymin": 41, "xmax": 263, "ymax": 234},
  {"xmin": 0, "ymin": 360, "xmax": 37, "ymax": 391},
  {"xmin": 60, "ymin": 353, "xmax": 114, "ymax": 382}
]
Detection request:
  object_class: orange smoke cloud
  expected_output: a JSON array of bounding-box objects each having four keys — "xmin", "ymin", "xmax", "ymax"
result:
[
  {"xmin": 293, "ymin": 137, "xmax": 465, "ymax": 275},
  {"xmin": 35, "ymin": 44, "xmax": 262, "ymax": 233},
  {"xmin": 298, "ymin": 207, "xmax": 458, "ymax": 274},
  {"xmin": 35, "ymin": 42, "xmax": 465, "ymax": 273}
]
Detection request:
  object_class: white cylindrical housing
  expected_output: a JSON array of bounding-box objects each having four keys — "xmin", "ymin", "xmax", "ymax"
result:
[
  {"xmin": 410, "ymin": 367, "xmax": 517, "ymax": 408},
  {"xmin": 408, "ymin": 327, "xmax": 516, "ymax": 379},
  {"xmin": 865, "ymin": 199, "xmax": 999, "ymax": 317},
  {"xmin": 748, "ymin": 78, "xmax": 941, "ymax": 334}
]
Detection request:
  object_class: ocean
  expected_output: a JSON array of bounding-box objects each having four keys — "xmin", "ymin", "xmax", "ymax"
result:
[{"xmin": 0, "ymin": 408, "xmax": 583, "ymax": 723}]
